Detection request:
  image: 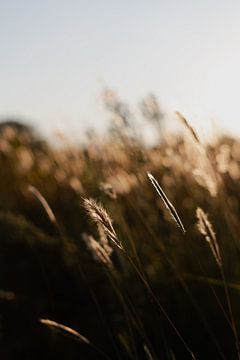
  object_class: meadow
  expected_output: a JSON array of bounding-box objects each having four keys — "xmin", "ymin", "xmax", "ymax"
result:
[{"xmin": 0, "ymin": 93, "xmax": 240, "ymax": 359}]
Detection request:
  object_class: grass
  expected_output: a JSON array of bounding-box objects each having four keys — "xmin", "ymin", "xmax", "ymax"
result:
[{"xmin": 0, "ymin": 95, "xmax": 240, "ymax": 359}]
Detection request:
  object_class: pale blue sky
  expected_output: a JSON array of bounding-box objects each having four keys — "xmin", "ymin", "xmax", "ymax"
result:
[{"xmin": 1, "ymin": 0, "xmax": 240, "ymax": 139}]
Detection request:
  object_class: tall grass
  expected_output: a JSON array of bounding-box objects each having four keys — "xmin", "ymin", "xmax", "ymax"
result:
[{"xmin": 0, "ymin": 95, "xmax": 240, "ymax": 359}]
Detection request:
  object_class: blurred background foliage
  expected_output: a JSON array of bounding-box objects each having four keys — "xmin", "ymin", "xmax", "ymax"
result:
[{"xmin": 0, "ymin": 93, "xmax": 240, "ymax": 359}]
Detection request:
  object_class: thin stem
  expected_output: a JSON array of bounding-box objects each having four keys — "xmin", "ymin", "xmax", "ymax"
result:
[
  {"xmin": 124, "ymin": 251, "xmax": 196, "ymax": 360},
  {"xmin": 219, "ymin": 265, "xmax": 240, "ymax": 360}
]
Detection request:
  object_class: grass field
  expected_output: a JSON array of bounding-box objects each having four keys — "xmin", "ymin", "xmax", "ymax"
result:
[{"xmin": 1, "ymin": 95, "xmax": 240, "ymax": 359}]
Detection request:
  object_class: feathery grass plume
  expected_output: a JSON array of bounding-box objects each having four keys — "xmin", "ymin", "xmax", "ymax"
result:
[
  {"xmin": 176, "ymin": 112, "xmax": 219, "ymax": 197},
  {"xmin": 97, "ymin": 223, "xmax": 113, "ymax": 257},
  {"xmin": 196, "ymin": 207, "xmax": 222, "ymax": 266},
  {"xmin": 176, "ymin": 111, "xmax": 200, "ymax": 144},
  {"xmin": 147, "ymin": 172, "xmax": 186, "ymax": 233},
  {"xmin": 28, "ymin": 185, "xmax": 56, "ymax": 224},
  {"xmin": 82, "ymin": 232, "xmax": 112, "ymax": 268},
  {"xmin": 40, "ymin": 319, "xmax": 90, "ymax": 344},
  {"xmin": 83, "ymin": 197, "xmax": 123, "ymax": 249},
  {"xmin": 196, "ymin": 207, "xmax": 240, "ymax": 359}
]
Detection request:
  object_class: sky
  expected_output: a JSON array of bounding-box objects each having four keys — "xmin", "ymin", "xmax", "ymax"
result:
[{"xmin": 1, "ymin": 0, "xmax": 240, "ymax": 140}]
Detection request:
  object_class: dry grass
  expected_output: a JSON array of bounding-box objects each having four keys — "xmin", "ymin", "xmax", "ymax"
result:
[
  {"xmin": 1, "ymin": 98, "xmax": 240, "ymax": 359},
  {"xmin": 147, "ymin": 172, "xmax": 186, "ymax": 233},
  {"xmin": 83, "ymin": 197, "xmax": 122, "ymax": 249},
  {"xmin": 40, "ymin": 318, "xmax": 90, "ymax": 344},
  {"xmin": 196, "ymin": 207, "xmax": 221, "ymax": 266}
]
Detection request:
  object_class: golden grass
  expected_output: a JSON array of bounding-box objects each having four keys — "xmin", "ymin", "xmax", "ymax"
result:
[{"xmin": 1, "ymin": 100, "xmax": 240, "ymax": 358}]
